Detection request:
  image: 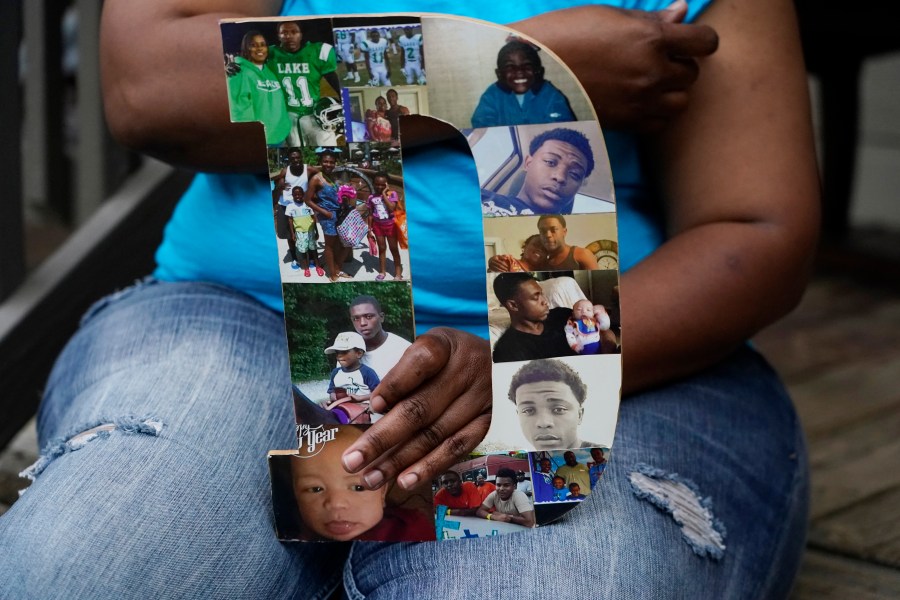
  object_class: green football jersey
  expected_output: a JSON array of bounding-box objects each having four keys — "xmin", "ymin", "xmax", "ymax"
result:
[{"xmin": 268, "ymin": 42, "xmax": 337, "ymax": 117}]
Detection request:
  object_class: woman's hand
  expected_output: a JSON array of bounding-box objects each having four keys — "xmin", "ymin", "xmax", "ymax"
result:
[
  {"xmin": 512, "ymin": 0, "xmax": 718, "ymax": 132},
  {"xmin": 340, "ymin": 328, "xmax": 492, "ymax": 490}
]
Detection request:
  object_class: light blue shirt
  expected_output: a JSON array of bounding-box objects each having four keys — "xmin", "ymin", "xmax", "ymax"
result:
[{"xmin": 154, "ymin": 0, "xmax": 714, "ymax": 337}]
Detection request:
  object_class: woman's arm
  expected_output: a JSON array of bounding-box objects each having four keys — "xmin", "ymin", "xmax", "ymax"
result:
[
  {"xmin": 512, "ymin": 1, "xmax": 719, "ymax": 132},
  {"xmin": 617, "ymin": 0, "xmax": 819, "ymax": 392},
  {"xmin": 513, "ymin": 0, "xmax": 817, "ymax": 393},
  {"xmin": 100, "ymin": 0, "xmax": 280, "ymax": 171}
]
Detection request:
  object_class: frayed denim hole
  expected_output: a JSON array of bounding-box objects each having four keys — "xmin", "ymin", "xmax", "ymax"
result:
[
  {"xmin": 18, "ymin": 416, "xmax": 164, "ymax": 493},
  {"xmin": 629, "ymin": 463, "xmax": 727, "ymax": 560}
]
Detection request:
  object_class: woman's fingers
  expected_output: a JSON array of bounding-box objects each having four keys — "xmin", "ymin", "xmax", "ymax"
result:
[{"xmin": 341, "ymin": 328, "xmax": 492, "ymax": 488}]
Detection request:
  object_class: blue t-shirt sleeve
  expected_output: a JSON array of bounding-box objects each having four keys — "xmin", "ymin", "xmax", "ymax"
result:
[{"xmin": 363, "ymin": 365, "xmax": 381, "ymax": 390}]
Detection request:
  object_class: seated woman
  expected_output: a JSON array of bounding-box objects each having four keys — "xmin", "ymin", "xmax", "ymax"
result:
[{"xmin": 0, "ymin": 0, "xmax": 818, "ymax": 598}]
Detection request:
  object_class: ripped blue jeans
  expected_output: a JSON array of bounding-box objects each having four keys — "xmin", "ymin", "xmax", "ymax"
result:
[{"xmin": 0, "ymin": 280, "xmax": 808, "ymax": 599}]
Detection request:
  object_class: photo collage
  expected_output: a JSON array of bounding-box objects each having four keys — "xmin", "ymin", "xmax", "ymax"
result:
[{"xmin": 220, "ymin": 14, "xmax": 621, "ymax": 543}]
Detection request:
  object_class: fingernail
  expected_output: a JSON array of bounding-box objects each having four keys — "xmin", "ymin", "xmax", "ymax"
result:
[
  {"xmin": 369, "ymin": 395, "xmax": 384, "ymax": 412},
  {"xmin": 343, "ymin": 450, "xmax": 364, "ymax": 472},
  {"xmin": 364, "ymin": 469, "xmax": 385, "ymax": 488},
  {"xmin": 398, "ymin": 472, "xmax": 419, "ymax": 489}
]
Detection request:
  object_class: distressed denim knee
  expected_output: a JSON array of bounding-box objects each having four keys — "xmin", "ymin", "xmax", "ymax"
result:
[
  {"xmin": 0, "ymin": 281, "xmax": 349, "ymax": 599},
  {"xmin": 345, "ymin": 348, "xmax": 808, "ymax": 600}
]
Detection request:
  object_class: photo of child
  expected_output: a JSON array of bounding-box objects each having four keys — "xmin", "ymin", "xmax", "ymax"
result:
[
  {"xmin": 323, "ymin": 331, "xmax": 380, "ymax": 424},
  {"xmin": 471, "ymin": 38, "xmax": 575, "ymax": 129},
  {"xmin": 285, "ymin": 185, "xmax": 324, "ymax": 277},
  {"xmin": 551, "ymin": 475, "xmax": 569, "ymax": 502},
  {"xmin": 366, "ymin": 172, "xmax": 404, "ymax": 281},
  {"xmin": 530, "ymin": 448, "xmax": 603, "ymax": 507},
  {"xmin": 268, "ymin": 426, "xmax": 436, "ymax": 542},
  {"xmin": 565, "ymin": 483, "xmax": 586, "ymax": 501},
  {"xmin": 421, "ymin": 17, "xmax": 592, "ymax": 130},
  {"xmin": 274, "ymin": 144, "xmax": 411, "ymax": 282},
  {"xmin": 564, "ymin": 298, "xmax": 611, "ymax": 355},
  {"xmin": 292, "ymin": 428, "xmax": 387, "ymax": 542}
]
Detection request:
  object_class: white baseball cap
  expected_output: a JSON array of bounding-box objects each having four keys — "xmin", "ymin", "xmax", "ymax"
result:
[{"xmin": 324, "ymin": 331, "xmax": 367, "ymax": 354}]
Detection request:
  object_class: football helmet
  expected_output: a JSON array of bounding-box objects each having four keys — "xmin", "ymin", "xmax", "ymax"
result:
[{"xmin": 313, "ymin": 96, "xmax": 345, "ymax": 134}]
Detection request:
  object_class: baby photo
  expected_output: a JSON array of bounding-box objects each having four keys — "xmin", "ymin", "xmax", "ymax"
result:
[
  {"xmin": 269, "ymin": 425, "xmax": 435, "ymax": 542},
  {"xmin": 486, "ymin": 269, "xmax": 620, "ymax": 363}
]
